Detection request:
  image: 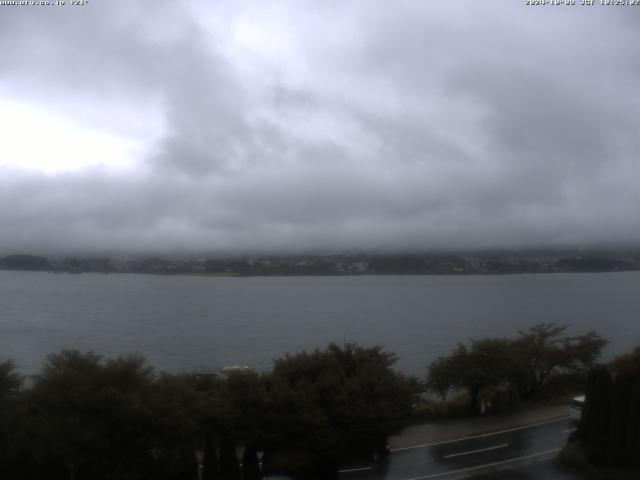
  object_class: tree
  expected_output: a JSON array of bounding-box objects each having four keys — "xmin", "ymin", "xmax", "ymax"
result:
[
  {"xmin": 1, "ymin": 254, "xmax": 50, "ymax": 271},
  {"xmin": 426, "ymin": 356, "xmax": 455, "ymax": 401},
  {"xmin": 0, "ymin": 360, "xmax": 21, "ymax": 398},
  {"xmin": 611, "ymin": 345, "xmax": 640, "ymax": 377},
  {"xmin": 578, "ymin": 365, "xmax": 613, "ymax": 465},
  {"xmin": 607, "ymin": 366, "xmax": 640, "ymax": 467},
  {"xmin": 215, "ymin": 370, "xmax": 268, "ymax": 446},
  {"xmin": 577, "ymin": 347, "xmax": 640, "ymax": 468},
  {"xmin": 26, "ymin": 351, "xmax": 160, "ymax": 480},
  {"xmin": 427, "ymin": 324, "xmax": 607, "ymax": 414},
  {"xmin": 201, "ymin": 431, "xmax": 219, "ymax": 480},
  {"xmin": 218, "ymin": 434, "xmax": 240, "ymax": 480},
  {"xmin": 0, "ymin": 360, "xmax": 22, "ymax": 477},
  {"xmin": 512, "ymin": 324, "xmax": 606, "ymax": 398},
  {"xmin": 148, "ymin": 373, "xmax": 203, "ymax": 480},
  {"xmin": 241, "ymin": 445, "xmax": 260, "ymax": 480},
  {"xmin": 427, "ymin": 340, "xmax": 513, "ymax": 415},
  {"xmin": 265, "ymin": 343, "xmax": 416, "ymax": 477},
  {"xmin": 1, "ymin": 343, "xmax": 422, "ymax": 478}
]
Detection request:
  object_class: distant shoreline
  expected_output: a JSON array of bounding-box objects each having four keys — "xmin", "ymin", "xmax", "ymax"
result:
[
  {"xmin": 2, "ymin": 251, "xmax": 640, "ymax": 277},
  {"xmin": 1, "ymin": 268, "xmax": 639, "ymax": 278}
]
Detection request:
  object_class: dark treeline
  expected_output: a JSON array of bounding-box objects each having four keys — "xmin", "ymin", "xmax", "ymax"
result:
[
  {"xmin": 1, "ymin": 326, "xmax": 635, "ymax": 477},
  {"xmin": 426, "ymin": 324, "xmax": 607, "ymax": 415},
  {"xmin": 0, "ymin": 344, "xmax": 417, "ymax": 480},
  {"xmin": 2, "ymin": 250, "xmax": 640, "ymax": 275}
]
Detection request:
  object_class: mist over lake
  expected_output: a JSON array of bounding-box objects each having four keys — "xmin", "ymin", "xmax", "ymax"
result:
[{"xmin": 1, "ymin": 270, "xmax": 639, "ymax": 376}]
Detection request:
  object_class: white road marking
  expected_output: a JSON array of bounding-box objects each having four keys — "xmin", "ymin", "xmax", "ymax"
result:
[
  {"xmin": 442, "ymin": 443, "xmax": 509, "ymax": 459},
  {"xmin": 338, "ymin": 466, "xmax": 373, "ymax": 473},
  {"xmin": 390, "ymin": 416, "xmax": 570, "ymax": 452},
  {"xmin": 400, "ymin": 448, "xmax": 562, "ymax": 480},
  {"xmin": 562, "ymin": 428, "xmax": 577, "ymax": 434}
]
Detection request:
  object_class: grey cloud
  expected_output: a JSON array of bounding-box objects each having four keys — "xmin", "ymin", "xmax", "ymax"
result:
[{"xmin": 0, "ymin": 0, "xmax": 639, "ymax": 254}]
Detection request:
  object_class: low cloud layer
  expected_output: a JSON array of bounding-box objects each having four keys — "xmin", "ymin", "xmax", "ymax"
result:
[{"xmin": 1, "ymin": 1, "xmax": 639, "ymax": 254}]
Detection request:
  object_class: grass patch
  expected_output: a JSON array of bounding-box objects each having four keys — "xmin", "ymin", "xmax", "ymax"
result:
[
  {"xmin": 557, "ymin": 441, "xmax": 589, "ymax": 470},
  {"xmin": 412, "ymin": 393, "xmax": 471, "ymax": 422}
]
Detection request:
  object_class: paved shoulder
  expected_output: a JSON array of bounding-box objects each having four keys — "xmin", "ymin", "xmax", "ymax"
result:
[
  {"xmin": 390, "ymin": 404, "xmax": 569, "ymax": 450},
  {"xmin": 341, "ymin": 411, "xmax": 575, "ymax": 480}
]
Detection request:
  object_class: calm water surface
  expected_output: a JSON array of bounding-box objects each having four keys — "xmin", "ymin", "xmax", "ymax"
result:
[{"xmin": 1, "ymin": 271, "xmax": 639, "ymax": 375}]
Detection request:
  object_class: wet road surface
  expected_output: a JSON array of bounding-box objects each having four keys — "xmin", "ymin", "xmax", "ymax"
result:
[{"xmin": 339, "ymin": 417, "xmax": 577, "ymax": 480}]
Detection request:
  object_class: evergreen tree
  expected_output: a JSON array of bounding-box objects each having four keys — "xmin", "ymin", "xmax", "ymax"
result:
[
  {"xmin": 218, "ymin": 434, "xmax": 239, "ymax": 480},
  {"xmin": 241, "ymin": 445, "xmax": 260, "ymax": 480},
  {"xmin": 579, "ymin": 365, "xmax": 613, "ymax": 465},
  {"xmin": 202, "ymin": 431, "xmax": 219, "ymax": 480}
]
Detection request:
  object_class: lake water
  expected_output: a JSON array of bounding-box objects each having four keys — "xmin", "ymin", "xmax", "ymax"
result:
[{"xmin": 1, "ymin": 270, "xmax": 639, "ymax": 376}]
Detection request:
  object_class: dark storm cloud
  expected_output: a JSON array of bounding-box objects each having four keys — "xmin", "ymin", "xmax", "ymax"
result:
[{"xmin": 0, "ymin": 0, "xmax": 639, "ymax": 254}]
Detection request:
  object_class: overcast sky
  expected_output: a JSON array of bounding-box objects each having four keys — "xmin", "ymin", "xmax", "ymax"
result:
[{"xmin": 0, "ymin": 1, "xmax": 639, "ymax": 255}]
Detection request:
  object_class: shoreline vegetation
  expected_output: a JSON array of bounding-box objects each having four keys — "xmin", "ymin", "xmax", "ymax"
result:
[
  {"xmin": 1, "ymin": 343, "xmax": 414, "ymax": 480},
  {"xmin": 2, "ymin": 249, "xmax": 640, "ymax": 277},
  {"xmin": 1, "ymin": 324, "xmax": 629, "ymax": 479}
]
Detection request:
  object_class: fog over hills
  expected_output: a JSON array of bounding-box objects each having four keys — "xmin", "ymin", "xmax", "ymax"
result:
[{"xmin": 1, "ymin": 1, "xmax": 639, "ymax": 255}]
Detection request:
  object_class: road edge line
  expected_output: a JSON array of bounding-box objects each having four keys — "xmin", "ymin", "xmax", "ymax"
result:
[
  {"xmin": 400, "ymin": 448, "xmax": 562, "ymax": 480},
  {"xmin": 390, "ymin": 416, "xmax": 570, "ymax": 452},
  {"xmin": 442, "ymin": 443, "xmax": 509, "ymax": 459}
]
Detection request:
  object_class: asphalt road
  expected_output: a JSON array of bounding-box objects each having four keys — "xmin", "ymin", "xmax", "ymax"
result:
[{"xmin": 338, "ymin": 417, "xmax": 576, "ymax": 480}]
